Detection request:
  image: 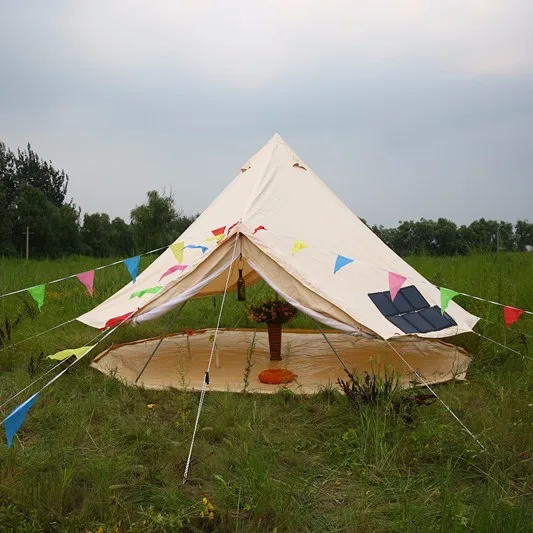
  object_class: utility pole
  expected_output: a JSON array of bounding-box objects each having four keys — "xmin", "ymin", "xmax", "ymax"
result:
[{"xmin": 21, "ymin": 226, "xmax": 34, "ymax": 260}]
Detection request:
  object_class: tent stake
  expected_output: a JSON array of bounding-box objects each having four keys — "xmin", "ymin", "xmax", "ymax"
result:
[{"xmin": 134, "ymin": 301, "xmax": 188, "ymax": 384}]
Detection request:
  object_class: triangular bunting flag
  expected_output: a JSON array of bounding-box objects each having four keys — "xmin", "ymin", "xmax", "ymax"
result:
[
  {"xmin": 252, "ymin": 225, "xmax": 266, "ymax": 235},
  {"xmin": 130, "ymin": 286, "xmax": 164, "ymax": 299},
  {"xmin": 211, "ymin": 226, "xmax": 226, "ymax": 238},
  {"xmin": 159, "ymin": 264, "xmax": 189, "ymax": 281},
  {"xmin": 47, "ymin": 345, "xmax": 95, "ymax": 361},
  {"xmin": 184, "ymin": 244, "xmax": 208, "ymax": 254},
  {"xmin": 388, "ymin": 272, "xmax": 407, "ymax": 302},
  {"xmin": 170, "ymin": 241, "xmax": 184, "ymax": 263},
  {"xmin": 76, "ymin": 270, "xmax": 95, "ymax": 297},
  {"xmin": 440, "ymin": 287, "xmax": 460, "ymax": 315},
  {"xmin": 5, "ymin": 392, "xmax": 39, "ymax": 448},
  {"xmin": 103, "ymin": 311, "xmax": 135, "ymax": 329},
  {"xmin": 503, "ymin": 306, "xmax": 524, "ymax": 328},
  {"xmin": 123, "ymin": 256, "xmax": 141, "ymax": 283},
  {"xmin": 291, "ymin": 241, "xmax": 309, "ymax": 255},
  {"xmin": 28, "ymin": 285, "xmax": 45, "ymax": 311},
  {"xmin": 226, "ymin": 221, "xmax": 239, "ymax": 235},
  {"xmin": 334, "ymin": 255, "xmax": 353, "ymax": 274}
]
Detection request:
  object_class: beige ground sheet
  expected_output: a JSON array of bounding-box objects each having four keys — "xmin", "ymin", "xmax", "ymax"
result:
[{"xmin": 92, "ymin": 329, "xmax": 471, "ymax": 394}]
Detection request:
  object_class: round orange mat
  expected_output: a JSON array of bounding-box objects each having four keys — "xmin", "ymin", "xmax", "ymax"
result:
[{"xmin": 258, "ymin": 368, "xmax": 297, "ymax": 384}]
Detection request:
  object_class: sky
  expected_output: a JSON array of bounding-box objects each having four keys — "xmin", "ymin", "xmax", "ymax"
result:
[{"xmin": 1, "ymin": 1, "xmax": 532, "ymax": 227}]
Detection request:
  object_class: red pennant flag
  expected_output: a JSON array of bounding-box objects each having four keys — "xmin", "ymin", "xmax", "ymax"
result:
[
  {"xmin": 226, "ymin": 221, "xmax": 239, "ymax": 235},
  {"xmin": 76, "ymin": 270, "xmax": 95, "ymax": 297},
  {"xmin": 252, "ymin": 225, "xmax": 266, "ymax": 235},
  {"xmin": 503, "ymin": 306, "xmax": 524, "ymax": 328},
  {"xmin": 102, "ymin": 311, "xmax": 135, "ymax": 330},
  {"xmin": 211, "ymin": 226, "xmax": 226, "ymax": 237}
]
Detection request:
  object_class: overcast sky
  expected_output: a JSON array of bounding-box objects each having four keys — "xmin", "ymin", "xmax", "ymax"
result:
[{"xmin": 1, "ymin": 1, "xmax": 532, "ymax": 227}]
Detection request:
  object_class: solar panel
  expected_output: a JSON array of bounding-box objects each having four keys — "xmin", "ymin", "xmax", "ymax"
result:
[{"xmin": 368, "ymin": 286, "xmax": 457, "ymax": 334}]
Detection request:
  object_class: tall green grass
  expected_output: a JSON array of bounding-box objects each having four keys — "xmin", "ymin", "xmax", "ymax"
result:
[{"xmin": 0, "ymin": 252, "xmax": 531, "ymax": 532}]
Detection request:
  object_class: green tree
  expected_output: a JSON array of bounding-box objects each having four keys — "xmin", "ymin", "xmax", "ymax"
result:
[
  {"xmin": 130, "ymin": 190, "xmax": 182, "ymax": 252},
  {"xmin": 515, "ymin": 220, "xmax": 533, "ymax": 251},
  {"xmin": 14, "ymin": 143, "xmax": 69, "ymax": 207},
  {"xmin": 109, "ymin": 217, "xmax": 134, "ymax": 257},
  {"xmin": 81, "ymin": 213, "xmax": 112, "ymax": 257},
  {"xmin": 13, "ymin": 185, "xmax": 61, "ymax": 257}
]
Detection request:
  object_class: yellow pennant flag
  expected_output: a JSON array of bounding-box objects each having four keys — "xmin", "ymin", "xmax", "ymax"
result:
[
  {"xmin": 291, "ymin": 241, "xmax": 309, "ymax": 255},
  {"xmin": 47, "ymin": 345, "xmax": 95, "ymax": 361},
  {"xmin": 170, "ymin": 241, "xmax": 184, "ymax": 263}
]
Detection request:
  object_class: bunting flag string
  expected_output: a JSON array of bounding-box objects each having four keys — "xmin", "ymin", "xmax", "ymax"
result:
[
  {"xmin": 76, "ymin": 270, "xmax": 95, "ymax": 297},
  {"xmin": 253, "ymin": 226, "xmax": 533, "ymax": 320},
  {"xmin": 0, "ymin": 243, "xmax": 171, "ymax": 302},
  {"xmin": 0, "ymin": 223, "xmax": 531, "ymax": 332}
]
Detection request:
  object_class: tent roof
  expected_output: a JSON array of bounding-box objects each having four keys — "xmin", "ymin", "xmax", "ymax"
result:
[{"xmin": 77, "ymin": 134, "xmax": 479, "ymax": 339}]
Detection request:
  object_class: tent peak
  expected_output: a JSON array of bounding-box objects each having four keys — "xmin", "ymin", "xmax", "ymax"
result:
[{"xmin": 267, "ymin": 132, "xmax": 286, "ymax": 144}]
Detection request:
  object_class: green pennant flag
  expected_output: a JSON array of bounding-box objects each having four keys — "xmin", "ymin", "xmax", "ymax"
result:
[
  {"xmin": 440, "ymin": 287, "xmax": 460, "ymax": 315},
  {"xmin": 130, "ymin": 286, "xmax": 164, "ymax": 299},
  {"xmin": 28, "ymin": 285, "xmax": 45, "ymax": 311}
]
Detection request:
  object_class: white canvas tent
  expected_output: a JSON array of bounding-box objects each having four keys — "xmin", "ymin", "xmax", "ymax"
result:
[{"xmin": 80, "ymin": 134, "xmax": 478, "ymax": 391}]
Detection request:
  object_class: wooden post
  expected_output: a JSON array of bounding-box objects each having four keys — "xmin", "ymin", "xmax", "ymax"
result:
[{"xmin": 21, "ymin": 226, "xmax": 34, "ymax": 260}]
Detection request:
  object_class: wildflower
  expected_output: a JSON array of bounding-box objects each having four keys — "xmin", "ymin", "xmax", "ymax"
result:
[
  {"xmin": 147, "ymin": 403, "xmax": 156, "ymax": 409},
  {"xmin": 202, "ymin": 497, "xmax": 208, "ymax": 505}
]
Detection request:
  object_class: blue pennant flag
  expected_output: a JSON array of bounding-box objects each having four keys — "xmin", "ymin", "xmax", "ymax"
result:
[
  {"xmin": 5, "ymin": 392, "xmax": 39, "ymax": 448},
  {"xmin": 334, "ymin": 255, "xmax": 354, "ymax": 274},
  {"xmin": 123, "ymin": 256, "xmax": 141, "ymax": 283},
  {"xmin": 184, "ymin": 244, "xmax": 208, "ymax": 254}
]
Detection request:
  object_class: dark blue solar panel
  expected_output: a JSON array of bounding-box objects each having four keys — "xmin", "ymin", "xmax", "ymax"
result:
[
  {"xmin": 402, "ymin": 312, "xmax": 435, "ymax": 333},
  {"xmin": 369, "ymin": 286, "xmax": 456, "ymax": 334},
  {"xmin": 387, "ymin": 315, "xmax": 419, "ymax": 334},
  {"xmin": 368, "ymin": 292, "xmax": 399, "ymax": 316},
  {"xmin": 419, "ymin": 307, "xmax": 457, "ymax": 331},
  {"xmin": 401, "ymin": 286, "xmax": 430, "ymax": 311},
  {"xmin": 391, "ymin": 291, "xmax": 415, "ymax": 314}
]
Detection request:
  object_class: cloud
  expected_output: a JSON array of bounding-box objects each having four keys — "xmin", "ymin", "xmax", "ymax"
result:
[{"xmin": 0, "ymin": 1, "xmax": 532, "ymax": 227}]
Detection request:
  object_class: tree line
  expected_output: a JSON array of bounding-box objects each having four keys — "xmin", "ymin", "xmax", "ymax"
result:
[
  {"xmin": 0, "ymin": 141, "xmax": 197, "ymax": 258},
  {"xmin": 1, "ymin": 140, "xmax": 532, "ymax": 258}
]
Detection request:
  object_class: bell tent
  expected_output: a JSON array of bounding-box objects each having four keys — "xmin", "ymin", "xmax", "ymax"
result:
[{"xmin": 80, "ymin": 134, "xmax": 478, "ymax": 392}]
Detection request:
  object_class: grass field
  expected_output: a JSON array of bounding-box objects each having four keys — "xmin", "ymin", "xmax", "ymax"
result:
[{"xmin": 0, "ymin": 252, "xmax": 532, "ymax": 532}]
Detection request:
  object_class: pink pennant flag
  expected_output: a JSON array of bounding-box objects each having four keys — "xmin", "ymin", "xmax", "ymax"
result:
[
  {"xmin": 503, "ymin": 306, "xmax": 524, "ymax": 328},
  {"xmin": 159, "ymin": 264, "xmax": 189, "ymax": 281},
  {"xmin": 388, "ymin": 272, "xmax": 407, "ymax": 302},
  {"xmin": 76, "ymin": 270, "xmax": 95, "ymax": 297}
]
